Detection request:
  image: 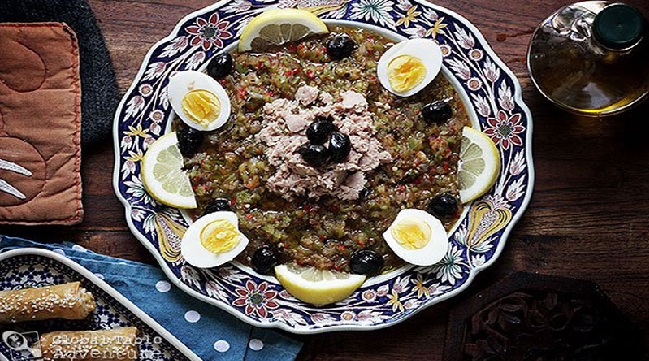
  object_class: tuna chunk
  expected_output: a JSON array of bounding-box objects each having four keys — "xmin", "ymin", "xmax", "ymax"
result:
[
  {"xmin": 295, "ymin": 85, "xmax": 320, "ymax": 106},
  {"xmin": 284, "ymin": 114, "xmax": 309, "ymax": 132},
  {"xmin": 338, "ymin": 172, "xmax": 367, "ymax": 201},
  {"xmin": 257, "ymin": 88, "xmax": 392, "ymax": 201},
  {"xmin": 319, "ymin": 92, "xmax": 334, "ymax": 104},
  {"xmin": 339, "ymin": 91, "xmax": 368, "ymax": 112}
]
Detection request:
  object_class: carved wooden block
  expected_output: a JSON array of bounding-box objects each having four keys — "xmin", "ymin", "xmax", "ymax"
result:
[{"xmin": 444, "ymin": 272, "xmax": 647, "ymax": 361}]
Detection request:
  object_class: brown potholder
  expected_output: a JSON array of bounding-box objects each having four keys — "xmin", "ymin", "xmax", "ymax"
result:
[{"xmin": 0, "ymin": 23, "xmax": 83, "ymax": 225}]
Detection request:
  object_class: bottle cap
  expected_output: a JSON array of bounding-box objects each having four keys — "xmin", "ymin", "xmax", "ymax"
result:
[{"xmin": 593, "ymin": 3, "xmax": 645, "ymax": 50}]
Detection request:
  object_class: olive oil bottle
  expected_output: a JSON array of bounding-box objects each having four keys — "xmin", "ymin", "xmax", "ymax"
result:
[{"xmin": 528, "ymin": 2, "xmax": 649, "ymax": 116}]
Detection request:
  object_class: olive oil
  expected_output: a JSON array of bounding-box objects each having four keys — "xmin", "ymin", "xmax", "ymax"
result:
[{"xmin": 528, "ymin": 2, "xmax": 649, "ymax": 116}]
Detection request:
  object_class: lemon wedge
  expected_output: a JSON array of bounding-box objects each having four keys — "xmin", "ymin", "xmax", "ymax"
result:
[
  {"xmin": 458, "ymin": 126, "xmax": 500, "ymax": 204},
  {"xmin": 238, "ymin": 9, "xmax": 328, "ymax": 52},
  {"xmin": 141, "ymin": 132, "xmax": 197, "ymax": 209},
  {"xmin": 274, "ymin": 265, "xmax": 366, "ymax": 306}
]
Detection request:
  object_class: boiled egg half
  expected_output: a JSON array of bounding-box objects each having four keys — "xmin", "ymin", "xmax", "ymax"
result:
[
  {"xmin": 377, "ymin": 39, "xmax": 443, "ymax": 97},
  {"xmin": 181, "ymin": 211, "xmax": 249, "ymax": 268},
  {"xmin": 168, "ymin": 70, "xmax": 231, "ymax": 131},
  {"xmin": 383, "ymin": 209, "xmax": 448, "ymax": 266}
]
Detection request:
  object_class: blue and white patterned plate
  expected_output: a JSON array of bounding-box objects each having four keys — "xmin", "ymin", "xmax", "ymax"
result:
[
  {"xmin": 0, "ymin": 248, "xmax": 201, "ymax": 361},
  {"xmin": 112, "ymin": 0, "xmax": 534, "ymax": 333}
]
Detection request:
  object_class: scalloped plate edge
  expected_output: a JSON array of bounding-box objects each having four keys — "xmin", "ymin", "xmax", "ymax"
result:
[{"xmin": 111, "ymin": 0, "xmax": 535, "ymax": 334}]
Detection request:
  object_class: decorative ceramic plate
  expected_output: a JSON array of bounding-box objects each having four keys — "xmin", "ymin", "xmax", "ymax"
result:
[
  {"xmin": 0, "ymin": 248, "xmax": 201, "ymax": 361},
  {"xmin": 113, "ymin": 0, "xmax": 534, "ymax": 333}
]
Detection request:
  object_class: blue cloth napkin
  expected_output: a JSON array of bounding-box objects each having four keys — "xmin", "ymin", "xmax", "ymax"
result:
[{"xmin": 0, "ymin": 235, "xmax": 303, "ymax": 361}]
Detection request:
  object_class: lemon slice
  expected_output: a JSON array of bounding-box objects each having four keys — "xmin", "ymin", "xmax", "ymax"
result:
[
  {"xmin": 274, "ymin": 265, "xmax": 366, "ymax": 306},
  {"xmin": 142, "ymin": 132, "xmax": 197, "ymax": 209},
  {"xmin": 458, "ymin": 126, "xmax": 500, "ymax": 204},
  {"xmin": 238, "ymin": 9, "xmax": 328, "ymax": 52}
]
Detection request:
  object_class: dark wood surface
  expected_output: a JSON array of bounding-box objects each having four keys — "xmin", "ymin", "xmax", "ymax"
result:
[{"xmin": 3, "ymin": 0, "xmax": 649, "ymax": 360}]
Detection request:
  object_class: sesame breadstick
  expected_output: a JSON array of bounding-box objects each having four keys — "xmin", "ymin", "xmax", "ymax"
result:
[{"xmin": 0, "ymin": 282, "xmax": 96, "ymax": 323}]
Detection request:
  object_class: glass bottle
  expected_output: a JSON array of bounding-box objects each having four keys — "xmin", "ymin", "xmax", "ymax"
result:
[{"xmin": 527, "ymin": 2, "xmax": 649, "ymax": 116}]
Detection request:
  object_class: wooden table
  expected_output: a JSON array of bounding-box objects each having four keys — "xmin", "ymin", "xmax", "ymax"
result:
[{"xmin": 3, "ymin": 0, "xmax": 649, "ymax": 359}]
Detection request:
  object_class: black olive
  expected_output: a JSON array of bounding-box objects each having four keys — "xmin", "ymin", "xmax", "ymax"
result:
[
  {"xmin": 177, "ymin": 126, "xmax": 204, "ymax": 157},
  {"xmin": 326, "ymin": 33, "xmax": 357, "ymax": 60},
  {"xmin": 206, "ymin": 52, "xmax": 233, "ymax": 80},
  {"xmin": 299, "ymin": 144, "xmax": 330, "ymax": 167},
  {"xmin": 422, "ymin": 100, "xmax": 453, "ymax": 123},
  {"xmin": 306, "ymin": 120, "xmax": 337, "ymax": 145},
  {"xmin": 329, "ymin": 132, "xmax": 351, "ymax": 163},
  {"xmin": 252, "ymin": 246, "xmax": 278, "ymax": 275},
  {"xmin": 426, "ymin": 193, "xmax": 459, "ymax": 219},
  {"xmin": 350, "ymin": 249, "xmax": 384, "ymax": 275},
  {"xmin": 203, "ymin": 198, "xmax": 232, "ymax": 215}
]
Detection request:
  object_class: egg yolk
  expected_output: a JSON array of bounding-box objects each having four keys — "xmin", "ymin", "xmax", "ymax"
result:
[
  {"xmin": 200, "ymin": 219, "xmax": 240, "ymax": 254},
  {"xmin": 390, "ymin": 217, "xmax": 432, "ymax": 249},
  {"xmin": 387, "ymin": 55, "xmax": 427, "ymax": 93},
  {"xmin": 181, "ymin": 89, "xmax": 221, "ymax": 126}
]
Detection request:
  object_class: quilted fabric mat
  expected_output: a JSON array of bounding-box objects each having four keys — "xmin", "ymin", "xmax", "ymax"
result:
[
  {"xmin": 0, "ymin": 23, "xmax": 83, "ymax": 225},
  {"xmin": 0, "ymin": 0, "xmax": 119, "ymax": 146}
]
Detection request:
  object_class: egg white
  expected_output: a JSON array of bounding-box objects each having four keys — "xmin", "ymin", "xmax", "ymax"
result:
[
  {"xmin": 382, "ymin": 209, "xmax": 448, "ymax": 266},
  {"xmin": 168, "ymin": 70, "xmax": 232, "ymax": 131},
  {"xmin": 377, "ymin": 39, "xmax": 443, "ymax": 97},
  {"xmin": 181, "ymin": 211, "xmax": 249, "ymax": 268}
]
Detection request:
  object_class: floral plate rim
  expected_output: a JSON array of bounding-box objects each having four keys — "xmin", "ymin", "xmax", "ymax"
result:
[
  {"xmin": 0, "ymin": 248, "xmax": 202, "ymax": 361},
  {"xmin": 112, "ymin": 0, "xmax": 535, "ymax": 334}
]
